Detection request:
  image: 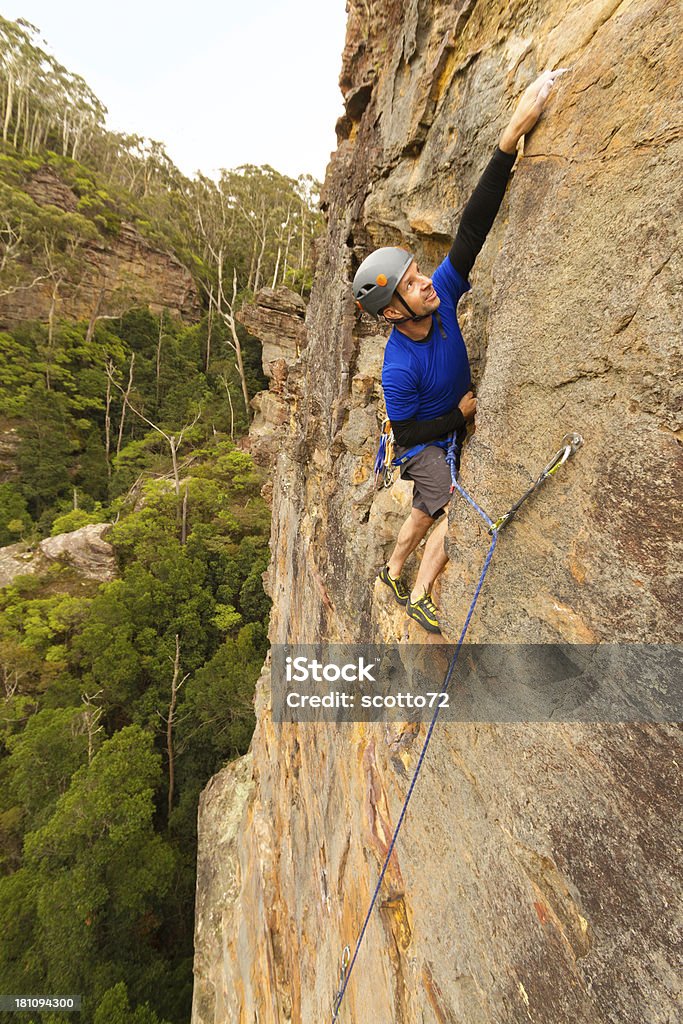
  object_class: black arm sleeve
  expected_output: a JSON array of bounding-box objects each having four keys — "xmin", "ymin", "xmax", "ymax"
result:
[
  {"xmin": 392, "ymin": 406, "xmax": 465, "ymax": 448},
  {"xmin": 449, "ymin": 145, "xmax": 517, "ymax": 281}
]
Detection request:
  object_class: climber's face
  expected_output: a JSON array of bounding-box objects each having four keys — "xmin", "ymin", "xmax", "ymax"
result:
[{"xmin": 387, "ymin": 259, "xmax": 440, "ymax": 320}]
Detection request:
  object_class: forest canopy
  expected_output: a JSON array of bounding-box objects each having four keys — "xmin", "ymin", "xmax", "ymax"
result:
[{"xmin": 0, "ymin": 15, "xmax": 318, "ymax": 1023}]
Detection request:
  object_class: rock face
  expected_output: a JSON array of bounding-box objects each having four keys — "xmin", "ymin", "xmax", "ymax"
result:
[
  {"xmin": 237, "ymin": 285, "xmax": 307, "ymax": 379},
  {"xmin": 239, "ymin": 287, "xmax": 307, "ymax": 471},
  {"xmin": 0, "ymin": 166, "xmax": 201, "ymax": 326},
  {"xmin": 192, "ymin": 2, "xmax": 682, "ymax": 1022},
  {"xmin": 0, "ymin": 523, "xmax": 116, "ymax": 588},
  {"xmin": 38, "ymin": 523, "xmax": 117, "ymax": 580}
]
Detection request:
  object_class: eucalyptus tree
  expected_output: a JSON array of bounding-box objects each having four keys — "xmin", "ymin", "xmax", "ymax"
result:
[{"xmin": 0, "ymin": 16, "xmax": 106, "ymax": 159}]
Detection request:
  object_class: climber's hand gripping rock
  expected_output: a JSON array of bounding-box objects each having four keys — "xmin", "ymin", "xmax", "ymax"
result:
[
  {"xmin": 458, "ymin": 390, "xmax": 477, "ymax": 421},
  {"xmin": 499, "ymin": 67, "xmax": 571, "ymax": 152}
]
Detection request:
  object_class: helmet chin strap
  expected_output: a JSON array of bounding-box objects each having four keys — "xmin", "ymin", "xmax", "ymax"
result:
[
  {"xmin": 387, "ymin": 290, "xmax": 447, "ymax": 338},
  {"xmin": 391, "ymin": 290, "xmax": 431, "ymax": 322}
]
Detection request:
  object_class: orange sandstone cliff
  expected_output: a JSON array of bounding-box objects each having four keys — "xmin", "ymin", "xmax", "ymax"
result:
[{"xmin": 192, "ymin": 1, "xmax": 682, "ymax": 1021}]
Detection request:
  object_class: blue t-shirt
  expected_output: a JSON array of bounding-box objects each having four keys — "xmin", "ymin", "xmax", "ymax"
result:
[{"xmin": 381, "ymin": 256, "xmax": 471, "ymax": 422}]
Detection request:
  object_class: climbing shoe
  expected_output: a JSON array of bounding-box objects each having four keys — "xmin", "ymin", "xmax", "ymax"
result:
[
  {"xmin": 378, "ymin": 566, "xmax": 410, "ymax": 607},
  {"xmin": 406, "ymin": 593, "xmax": 442, "ymax": 635}
]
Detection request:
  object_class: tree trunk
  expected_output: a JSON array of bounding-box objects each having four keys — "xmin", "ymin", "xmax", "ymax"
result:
[
  {"xmin": 253, "ymin": 229, "xmax": 267, "ymax": 294},
  {"xmin": 221, "ymin": 375, "xmax": 235, "ymax": 439},
  {"xmin": 21, "ymin": 91, "xmax": 30, "ymax": 150},
  {"xmin": 116, "ymin": 352, "xmax": 135, "ymax": 457},
  {"xmin": 12, "ymin": 87, "xmax": 21, "ymax": 148},
  {"xmin": 282, "ymin": 222, "xmax": 294, "ymax": 285},
  {"xmin": 205, "ymin": 293, "xmax": 213, "ymax": 374},
  {"xmin": 29, "ymin": 112, "xmax": 38, "ymax": 153},
  {"xmin": 104, "ymin": 360, "xmax": 112, "ymax": 479},
  {"xmin": 3, "ymin": 74, "xmax": 13, "ymax": 144},
  {"xmin": 72, "ymin": 122, "xmax": 83, "ymax": 162},
  {"xmin": 181, "ymin": 483, "xmax": 188, "ymax": 546},
  {"xmin": 247, "ymin": 238, "xmax": 257, "ymax": 292},
  {"xmin": 219, "ymin": 268, "xmax": 251, "ymax": 421},
  {"xmin": 155, "ymin": 310, "xmax": 164, "ymax": 407},
  {"xmin": 81, "ymin": 690, "xmax": 103, "ymax": 765},
  {"xmin": 166, "ymin": 635, "xmax": 188, "ymax": 823},
  {"xmin": 85, "ymin": 286, "xmax": 105, "ymax": 345},
  {"xmin": 272, "ymin": 243, "xmax": 282, "ymax": 289}
]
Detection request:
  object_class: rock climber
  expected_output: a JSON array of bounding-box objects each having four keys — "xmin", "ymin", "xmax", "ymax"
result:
[{"xmin": 353, "ymin": 68, "xmax": 569, "ymax": 635}]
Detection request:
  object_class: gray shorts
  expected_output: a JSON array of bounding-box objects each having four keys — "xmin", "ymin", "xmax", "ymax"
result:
[{"xmin": 395, "ymin": 442, "xmax": 461, "ymax": 520}]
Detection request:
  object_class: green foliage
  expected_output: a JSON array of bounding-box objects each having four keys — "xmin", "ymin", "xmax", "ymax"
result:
[
  {"xmin": 0, "ymin": 635, "xmax": 45, "ymax": 734},
  {"xmin": 17, "ymin": 727, "xmax": 176, "ymax": 1011},
  {"xmin": 210, "ymin": 600, "xmax": 241, "ymax": 633},
  {"xmin": 0, "ymin": 308, "xmax": 266, "ymax": 533},
  {"xmin": 0, "ymin": 866, "xmax": 39, "ymax": 992},
  {"xmin": 6, "ymin": 706, "xmax": 91, "ymax": 822},
  {"xmin": 0, "ymin": 435, "xmax": 271, "ymax": 1019},
  {"xmin": 16, "ymin": 384, "xmax": 74, "ymax": 520},
  {"xmin": 108, "ymin": 478, "xmax": 177, "ymax": 556},
  {"xmin": 0, "ymin": 331, "xmax": 43, "ymax": 416},
  {"xmin": 176, "ymin": 625, "xmax": 263, "ymax": 768},
  {"xmin": 50, "ymin": 506, "xmax": 105, "ymax": 535},
  {"xmin": 25, "ymin": 725, "xmax": 165, "ymax": 873},
  {"xmin": 0, "ymin": 16, "xmax": 296, "ymax": 1021},
  {"xmin": 240, "ymin": 560, "xmax": 271, "ymax": 622},
  {"xmin": 2, "ymin": 590, "xmax": 90, "ymax": 664},
  {"xmin": 94, "ymin": 982, "xmax": 172, "ymax": 1024},
  {"xmin": 0, "ymin": 482, "xmax": 32, "ymax": 544}
]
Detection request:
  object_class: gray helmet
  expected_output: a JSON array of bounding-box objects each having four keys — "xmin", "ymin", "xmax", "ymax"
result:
[{"xmin": 352, "ymin": 246, "xmax": 413, "ymax": 316}]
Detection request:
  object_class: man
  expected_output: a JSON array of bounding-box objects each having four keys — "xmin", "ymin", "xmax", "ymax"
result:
[{"xmin": 353, "ymin": 69, "xmax": 568, "ymax": 635}]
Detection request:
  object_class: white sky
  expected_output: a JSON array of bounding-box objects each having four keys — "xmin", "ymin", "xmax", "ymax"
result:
[{"xmin": 5, "ymin": 1, "xmax": 348, "ymax": 182}]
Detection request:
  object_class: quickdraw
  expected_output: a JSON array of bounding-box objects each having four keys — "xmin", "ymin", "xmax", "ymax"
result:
[
  {"xmin": 331, "ymin": 945, "xmax": 350, "ymax": 1019},
  {"xmin": 445, "ymin": 431, "xmax": 584, "ymax": 533},
  {"xmin": 487, "ymin": 432, "xmax": 583, "ymax": 533},
  {"xmin": 373, "ymin": 419, "xmax": 396, "ymax": 489}
]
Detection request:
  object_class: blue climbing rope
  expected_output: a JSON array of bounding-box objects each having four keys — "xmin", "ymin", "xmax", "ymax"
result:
[
  {"xmin": 331, "ymin": 431, "xmax": 583, "ymax": 1021},
  {"xmin": 445, "ymin": 434, "xmax": 495, "ymax": 527},
  {"xmin": 332, "ymin": 438, "xmax": 496, "ymax": 1022}
]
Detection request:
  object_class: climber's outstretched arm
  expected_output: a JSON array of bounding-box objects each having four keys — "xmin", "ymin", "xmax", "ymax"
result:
[
  {"xmin": 450, "ymin": 67, "xmax": 570, "ymax": 281},
  {"xmin": 449, "ymin": 147, "xmax": 516, "ymax": 281}
]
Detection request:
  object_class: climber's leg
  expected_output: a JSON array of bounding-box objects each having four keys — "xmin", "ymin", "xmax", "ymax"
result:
[
  {"xmin": 410, "ymin": 511, "xmax": 448, "ymax": 602},
  {"xmin": 386, "ymin": 507, "xmax": 434, "ymax": 578},
  {"xmin": 393, "ymin": 445, "xmax": 452, "ymax": 577}
]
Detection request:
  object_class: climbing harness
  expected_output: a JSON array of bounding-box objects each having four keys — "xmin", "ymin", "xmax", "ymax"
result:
[
  {"xmin": 373, "ymin": 424, "xmax": 450, "ymax": 487},
  {"xmin": 331, "ymin": 431, "xmax": 583, "ymax": 1022},
  {"xmin": 391, "ymin": 436, "xmax": 451, "ymax": 467},
  {"xmin": 374, "ymin": 422, "xmax": 450, "ymax": 486},
  {"xmin": 373, "ymin": 420, "xmax": 455, "ymax": 489}
]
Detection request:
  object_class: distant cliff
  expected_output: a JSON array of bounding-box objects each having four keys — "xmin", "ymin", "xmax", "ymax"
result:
[
  {"xmin": 0, "ymin": 165, "xmax": 200, "ymax": 326},
  {"xmin": 192, "ymin": 1, "xmax": 682, "ymax": 1021}
]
